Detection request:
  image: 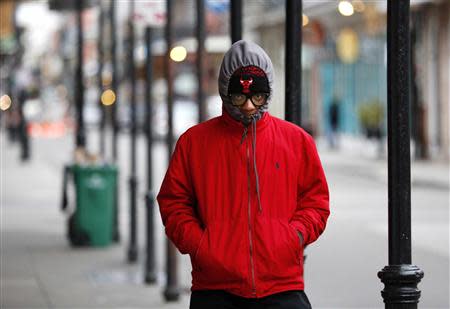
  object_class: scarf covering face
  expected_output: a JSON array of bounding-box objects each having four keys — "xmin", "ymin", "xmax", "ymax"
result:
[{"xmin": 218, "ymin": 40, "xmax": 275, "ymax": 125}]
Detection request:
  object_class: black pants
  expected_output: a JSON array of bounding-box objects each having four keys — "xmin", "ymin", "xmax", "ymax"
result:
[{"xmin": 190, "ymin": 290, "xmax": 312, "ymax": 309}]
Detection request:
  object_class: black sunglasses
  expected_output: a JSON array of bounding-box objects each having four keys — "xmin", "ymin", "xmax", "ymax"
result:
[{"xmin": 228, "ymin": 93, "xmax": 269, "ymax": 107}]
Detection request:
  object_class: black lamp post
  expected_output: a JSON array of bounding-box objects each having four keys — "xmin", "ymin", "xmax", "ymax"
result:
[
  {"xmin": 127, "ymin": 0, "xmax": 138, "ymax": 263},
  {"xmin": 75, "ymin": 0, "xmax": 86, "ymax": 148},
  {"xmin": 230, "ymin": 0, "xmax": 242, "ymax": 43},
  {"xmin": 196, "ymin": 0, "xmax": 206, "ymax": 123},
  {"xmin": 110, "ymin": 0, "xmax": 118, "ymax": 162},
  {"xmin": 285, "ymin": 0, "xmax": 302, "ymax": 127},
  {"xmin": 377, "ymin": 1, "xmax": 424, "ymax": 307},
  {"xmin": 163, "ymin": 0, "xmax": 180, "ymax": 302},
  {"xmin": 97, "ymin": 1, "xmax": 105, "ymax": 157},
  {"xmin": 144, "ymin": 26, "xmax": 157, "ymax": 285},
  {"xmin": 109, "ymin": 0, "xmax": 120, "ymax": 243}
]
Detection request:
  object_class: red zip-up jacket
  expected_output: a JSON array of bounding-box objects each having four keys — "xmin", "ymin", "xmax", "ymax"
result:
[{"xmin": 157, "ymin": 110, "xmax": 330, "ymax": 298}]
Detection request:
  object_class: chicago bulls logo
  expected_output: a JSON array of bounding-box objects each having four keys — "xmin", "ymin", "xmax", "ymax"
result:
[{"xmin": 240, "ymin": 76, "xmax": 253, "ymax": 93}]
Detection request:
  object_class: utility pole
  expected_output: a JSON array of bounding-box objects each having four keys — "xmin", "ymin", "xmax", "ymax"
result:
[{"xmin": 378, "ymin": 1, "xmax": 424, "ymax": 307}]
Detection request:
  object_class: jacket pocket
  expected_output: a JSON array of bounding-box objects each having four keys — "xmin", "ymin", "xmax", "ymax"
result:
[
  {"xmin": 191, "ymin": 219, "xmax": 248, "ymax": 286},
  {"xmin": 288, "ymin": 223, "xmax": 303, "ymax": 261},
  {"xmin": 192, "ymin": 228, "xmax": 207, "ymax": 266},
  {"xmin": 254, "ymin": 217, "xmax": 303, "ymax": 282}
]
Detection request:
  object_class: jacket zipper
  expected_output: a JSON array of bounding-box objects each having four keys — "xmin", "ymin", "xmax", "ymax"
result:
[{"xmin": 245, "ymin": 130, "xmax": 257, "ymax": 296}]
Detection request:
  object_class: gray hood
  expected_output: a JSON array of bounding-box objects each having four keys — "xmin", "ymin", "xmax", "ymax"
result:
[{"xmin": 218, "ymin": 40, "xmax": 274, "ymax": 125}]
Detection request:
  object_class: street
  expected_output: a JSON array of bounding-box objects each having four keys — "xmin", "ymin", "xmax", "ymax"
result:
[{"xmin": 1, "ymin": 129, "xmax": 449, "ymax": 308}]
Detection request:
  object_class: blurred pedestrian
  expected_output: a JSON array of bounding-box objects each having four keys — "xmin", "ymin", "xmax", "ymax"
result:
[
  {"xmin": 158, "ymin": 40, "xmax": 330, "ymax": 309},
  {"xmin": 18, "ymin": 88, "xmax": 30, "ymax": 161},
  {"xmin": 328, "ymin": 96, "xmax": 341, "ymax": 149},
  {"xmin": 6, "ymin": 106, "xmax": 21, "ymax": 143}
]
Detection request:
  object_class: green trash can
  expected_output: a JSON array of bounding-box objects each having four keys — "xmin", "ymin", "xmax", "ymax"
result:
[{"xmin": 64, "ymin": 164, "xmax": 118, "ymax": 247}]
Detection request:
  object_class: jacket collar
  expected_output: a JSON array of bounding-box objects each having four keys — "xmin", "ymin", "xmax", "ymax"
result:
[{"xmin": 220, "ymin": 106, "xmax": 270, "ymax": 134}]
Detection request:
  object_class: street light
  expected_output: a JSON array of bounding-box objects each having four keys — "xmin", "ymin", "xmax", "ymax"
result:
[
  {"xmin": 302, "ymin": 14, "xmax": 309, "ymax": 27},
  {"xmin": 0, "ymin": 95, "xmax": 12, "ymax": 111},
  {"xmin": 338, "ymin": 1, "xmax": 354, "ymax": 17},
  {"xmin": 170, "ymin": 46, "xmax": 187, "ymax": 62},
  {"xmin": 101, "ymin": 89, "xmax": 116, "ymax": 106}
]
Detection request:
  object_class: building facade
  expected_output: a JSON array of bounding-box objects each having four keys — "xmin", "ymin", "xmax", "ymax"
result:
[{"xmin": 244, "ymin": 0, "xmax": 449, "ymax": 161}]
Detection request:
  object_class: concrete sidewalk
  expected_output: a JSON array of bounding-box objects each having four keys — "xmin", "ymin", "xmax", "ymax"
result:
[
  {"xmin": 1, "ymin": 132, "xmax": 191, "ymax": 308},
  {"xmin": 316, "ymin": 135, "xmax": 449, "ymax": 191},
  {"xmin": 1, "ymin": 131, "xmax": 448, "ymax": 308}
]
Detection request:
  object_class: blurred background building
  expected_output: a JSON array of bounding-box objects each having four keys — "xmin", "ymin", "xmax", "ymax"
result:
[
  {"xmin": 243, "ymin": 0, "xmax": 449, "ymax": 161},
  {"xmin": 0, "ymin": 0, "xmax": 448, "ymax": 160}
]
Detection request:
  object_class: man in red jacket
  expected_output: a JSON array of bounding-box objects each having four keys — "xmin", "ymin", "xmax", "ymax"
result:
[{"xmin": 158, "ymin": 40, "xmax": 330, "ymax": 309}]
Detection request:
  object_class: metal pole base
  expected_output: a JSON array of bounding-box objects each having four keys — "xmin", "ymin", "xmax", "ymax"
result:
[
  {"xmin": 378, "ymin": 265, "xmax": 424, "ymax": 307},
  {"xmin": 127, "ymin": 175, "xmax": 138, "ymax": 263},
  {"xmin": 145, "ymin": 272, "xmax": 157, "ymax": 285},
  {"xmin": 76, "ymin": 131, "xmax": 86, "ymax": 149},
  {"xmin": 113, "ymin": 178, "xmax": 120, "ymax": 243},
  {"xmin": 144, "ymin": 191, "xmax": 156, "ymax": 285},
  {"xmin": 163, "ymin": 286, "xmax": 180, "ymax": 302},
  {"xmin": 113, "ymin": 232, "xmax": 121, "ymax": 243},
  {"xmin": 127, "ymin": 247, "xmax": 138, "ymax": 263}
]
